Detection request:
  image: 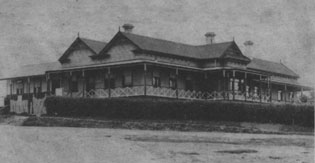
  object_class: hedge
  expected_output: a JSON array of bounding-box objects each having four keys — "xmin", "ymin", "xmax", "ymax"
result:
[{"xmin": 44, "ymin": 96, "xmax": 314, "ymax": 127}]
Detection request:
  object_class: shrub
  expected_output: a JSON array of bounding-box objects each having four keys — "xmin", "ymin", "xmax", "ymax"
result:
[{"xmin": 45, "ymin": 96, "xmax": 314, "ymax": 127}]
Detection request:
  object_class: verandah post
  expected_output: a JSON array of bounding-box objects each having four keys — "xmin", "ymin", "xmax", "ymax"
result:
[
  {"xmin": 244, "ymin": 72, "xmax": 247, "ymax": 101},
  {"xmin": 232, "ymin": 70, "xmax": 235, "ymax": 101},
  {"xmin": 108, "ymin": 67, "xmax": 111, "ymax": 98},
  {"xmin": 45, "ymin": 74, "xmax": 48, "ymax": 96},
  {"xmin": 176, "ymin": 68, "xmax": 179, "ymax": 99},
  {"xmin": 10, "ymin": 81, "xmax": 12, "ymax": 98},
  {"xmin": 222, "ymin": 70, "xmax": 226, "ymax": 100},
  {"xmin": 28, "ymin": 77, "xmax": 31, "ymax": 114},
  {"xmin": 259, "ymin": 75, "xmax": 262, "ymax": 103},
  {"xmin": 269, "ymin": 76, "xmax": 272, "ymax": 103},
  {"xmin": 69, "ymin": 71, "xmax": 72, "ymax": 97},
  {"xmin": 284, "ymin": 84, "xmax": 287, "ymax": 103},
  {"xmin": 82, "ymin": 70, "xmax": 85, "ymax": 97},
  {"xmin": 144, "ymin": 64, "xmax": 147, "ymax": 96}
]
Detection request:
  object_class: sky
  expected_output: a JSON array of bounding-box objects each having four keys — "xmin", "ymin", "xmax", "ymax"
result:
[{"xmin": 0, "ymin": 0, "xmax": 314, "ymax": 87}]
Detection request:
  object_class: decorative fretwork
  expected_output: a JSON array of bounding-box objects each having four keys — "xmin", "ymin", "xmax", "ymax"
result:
[
  {"xmin": 178, "ymin": 89, "xmax": 204, "ymax": 99},
  {"xmin": 146, "ymin": 86, "xmax": 176, "ymax": 98},
  {"xmin": 53, "ymin": 86, "xmax": 310, "ymax": 105},
  {"xmin": 111, "ymin": 86, "xmax": 145, "ymax": 97}
]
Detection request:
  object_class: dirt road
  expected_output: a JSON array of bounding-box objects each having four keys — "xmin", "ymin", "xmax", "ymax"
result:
[{"xmin": 0, "ymin": 125, "xmax": 313, "ymax": 163}]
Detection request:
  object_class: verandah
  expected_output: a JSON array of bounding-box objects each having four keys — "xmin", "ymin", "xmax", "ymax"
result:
[{"xmin": 46, "ymin": 63, "xmax": 307, "ymax": 104}]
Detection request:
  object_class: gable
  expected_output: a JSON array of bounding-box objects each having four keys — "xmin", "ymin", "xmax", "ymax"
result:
[
  {"xmin": 64, "ymin": 47, "xmax": 95, "ymax": 67},
  {"xmin": 58, "ymin": 37, "xmax": 107, "ymax": 63},
  {"xmin": 221, "ymin": 42, "xmax": 250, "ymax": 62}
]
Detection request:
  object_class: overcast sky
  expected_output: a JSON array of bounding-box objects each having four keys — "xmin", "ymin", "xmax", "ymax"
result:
[{"xmin": 0, "ymin": 0, "xmax": 314, "ymax": 86}]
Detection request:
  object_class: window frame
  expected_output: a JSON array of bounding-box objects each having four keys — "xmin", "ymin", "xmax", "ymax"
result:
[{"xmin": 122, "ymin": 70, "xmax": 133, "ymax": 87}]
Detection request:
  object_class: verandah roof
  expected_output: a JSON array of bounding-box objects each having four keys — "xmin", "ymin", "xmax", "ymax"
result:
[
  {"xmin": 247, "ymin": 58, "xmax": 299, "ymax": 78},
  {"xmin": 0, "ymin": 62, "xmax": 61, "ymax": 80}
]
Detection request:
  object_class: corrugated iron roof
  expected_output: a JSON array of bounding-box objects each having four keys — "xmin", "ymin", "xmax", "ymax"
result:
[
  {"xmin": 121, "ymin": 32, "xmax": 237, "ymax": 59},
  {"xmin": 80, "ymin": 37, "xmax": 107, "ymax": 54},
  {"xmin": 0, "ymin": 62, "xmax": 61, "ymax": 79},
  {"xmin": 0, "ymin": 34, "xmax": 299, "ymax": 80},
  {"xmin": 247, "ymin": 58, "xmax": 299, "ymax": 77},
  {"xmin": 58, "ymin": 37, "xmax": 107, "ymax": 62}
]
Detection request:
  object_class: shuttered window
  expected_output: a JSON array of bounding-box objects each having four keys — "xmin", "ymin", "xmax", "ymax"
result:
[
  {"xmin": 278, "ymin": 90, "xmax": 282, "ymax": 101},
  {"xmin": 71, "ymin": 75, "xmax": 78, "ymax": 92},
  {"xmin": 169, "ymin": 72, "xmax": 177, "ymax": 89},
  {"xmin": 185, "ymin": 75, "xmax": 193, "ymax": 90},
  {"xmin": 123, "ymin": 70, "xmax": 132, "ymax": 87},
  {"xmin": 152, "ymin": 71, "xmax": 161, "ymax": 88},
  {"xmin": 105, "ymin": 74, "xmax": 115, "ymax": 89}
]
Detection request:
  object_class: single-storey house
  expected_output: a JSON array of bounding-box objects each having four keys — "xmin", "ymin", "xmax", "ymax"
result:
[{"xmin": 1, "ymin": 24, "xmax": 313, "ymax": 114}]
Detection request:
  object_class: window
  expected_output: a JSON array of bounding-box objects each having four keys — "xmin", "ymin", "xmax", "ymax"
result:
[
  {"xmin": 254, "ymin": 86, "xmax": 258, "ymax": 96},
  {"xmin": 229, "ymin": 78, "xmax": 233, "ymax": 91},
  {"xmin": 289, "ymin": 92, "xmax": 294, "ymax": 101},
  {"xmin": 105, "ymin": 75, "xmax": 115, "ymax": 89},
  {"xmin": 239, "ymin": 79, "xmax": 244, "ymax": 92},
  {"xmin": 122, "ymin": 70, "xmax": 132, "ymax": 87},
  {"xmin": 169, "ymin": 72, "xmax": 177, "ymax": 89},
  {"xmin": 33, "ymin": 87, "xmax": 41, "ymax": 94},
  {"xmin": 169, "ymin": 78, "xmax": 177, "ymax": 89},
  {"xmin": 16, "ymin": 81, "xmax": 23, "ymax": 95},
  {"xmin": 87, "ymin": 76, "xmax": 95, "ymax": 91},
  {"xmin": 152, "ymin": 71, "xmax": 161, "ymax": 88},
  {"xmin": 33, "ymin": 79, "xmax": 42, "ymax": 98},
  {"xmin": 17, "ymin": 88, "xmax": 24, "ymax": 95},
  {"xmin": 234, "ymin": 79, "xmax": 239, "ymax": 91},
  {"xmin": 70, "ymin": 75, "xmax": 78, "ymax": 92},
  {"xmin": 278, "ymin": 90, "xmax": 282, "ymax": 101},
  {"xmin": 185, "ymin": 75, "xmax": 193, "ymax": 91},
  {"xmin": 245, "ymin": 86, "xmax": 249, "ymax": 96}
]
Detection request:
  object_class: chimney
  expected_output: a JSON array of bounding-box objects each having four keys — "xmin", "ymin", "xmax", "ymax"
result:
[
  {"xmin": 122, "ymin": 24, "xmax": 134, "ymax": 33},
  {"xmin": 244, "ymin": 40, "xmax": 254, "ymax": 59},
  {"xmin": 205, "ymin": 32, "xmax": 216, "ymax": 44}
]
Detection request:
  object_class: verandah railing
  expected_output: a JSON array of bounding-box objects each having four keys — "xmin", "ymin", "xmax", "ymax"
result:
[{"xmin": 61, "ymin": 86, "xmax": 276, "ymax": 103}]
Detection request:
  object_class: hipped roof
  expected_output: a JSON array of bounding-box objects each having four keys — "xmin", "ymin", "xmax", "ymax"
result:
[
  {"xmin": 0, "ymin": 62, "xmax": 61, "ymax": 79},
  {"xmin": 120, "ymin": 32, "xmax": 238, "ymax": 60},
  {"xmin": 0, "ymin": 33, "xmax": 300, "ymax": 80},
  {"xmin": 248, "ymin": 58, "xmax": 299, "ymax": 78}
]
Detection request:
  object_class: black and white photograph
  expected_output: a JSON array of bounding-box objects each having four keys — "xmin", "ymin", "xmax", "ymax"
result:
[{"xmin": 0, "ymin": 0, "xmax": 314, "ymax": 162}]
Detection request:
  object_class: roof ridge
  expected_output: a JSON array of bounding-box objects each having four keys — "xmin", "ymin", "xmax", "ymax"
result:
[
  {"xmin": 196, "ymin": 41, "xmax": 234, "ymax": 47},
  {"xmin": 121, "ymin": 31, "xmax": 232, "ymax": 47},
  {"xmin": 79, "ymin": 37, "xmax": 107, "ymax": 44}
]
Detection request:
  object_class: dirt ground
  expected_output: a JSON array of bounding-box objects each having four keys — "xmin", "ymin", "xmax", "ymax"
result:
[{"xmin": 0, "ymin": 124, "xmax": 313, "ymax": 163}]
